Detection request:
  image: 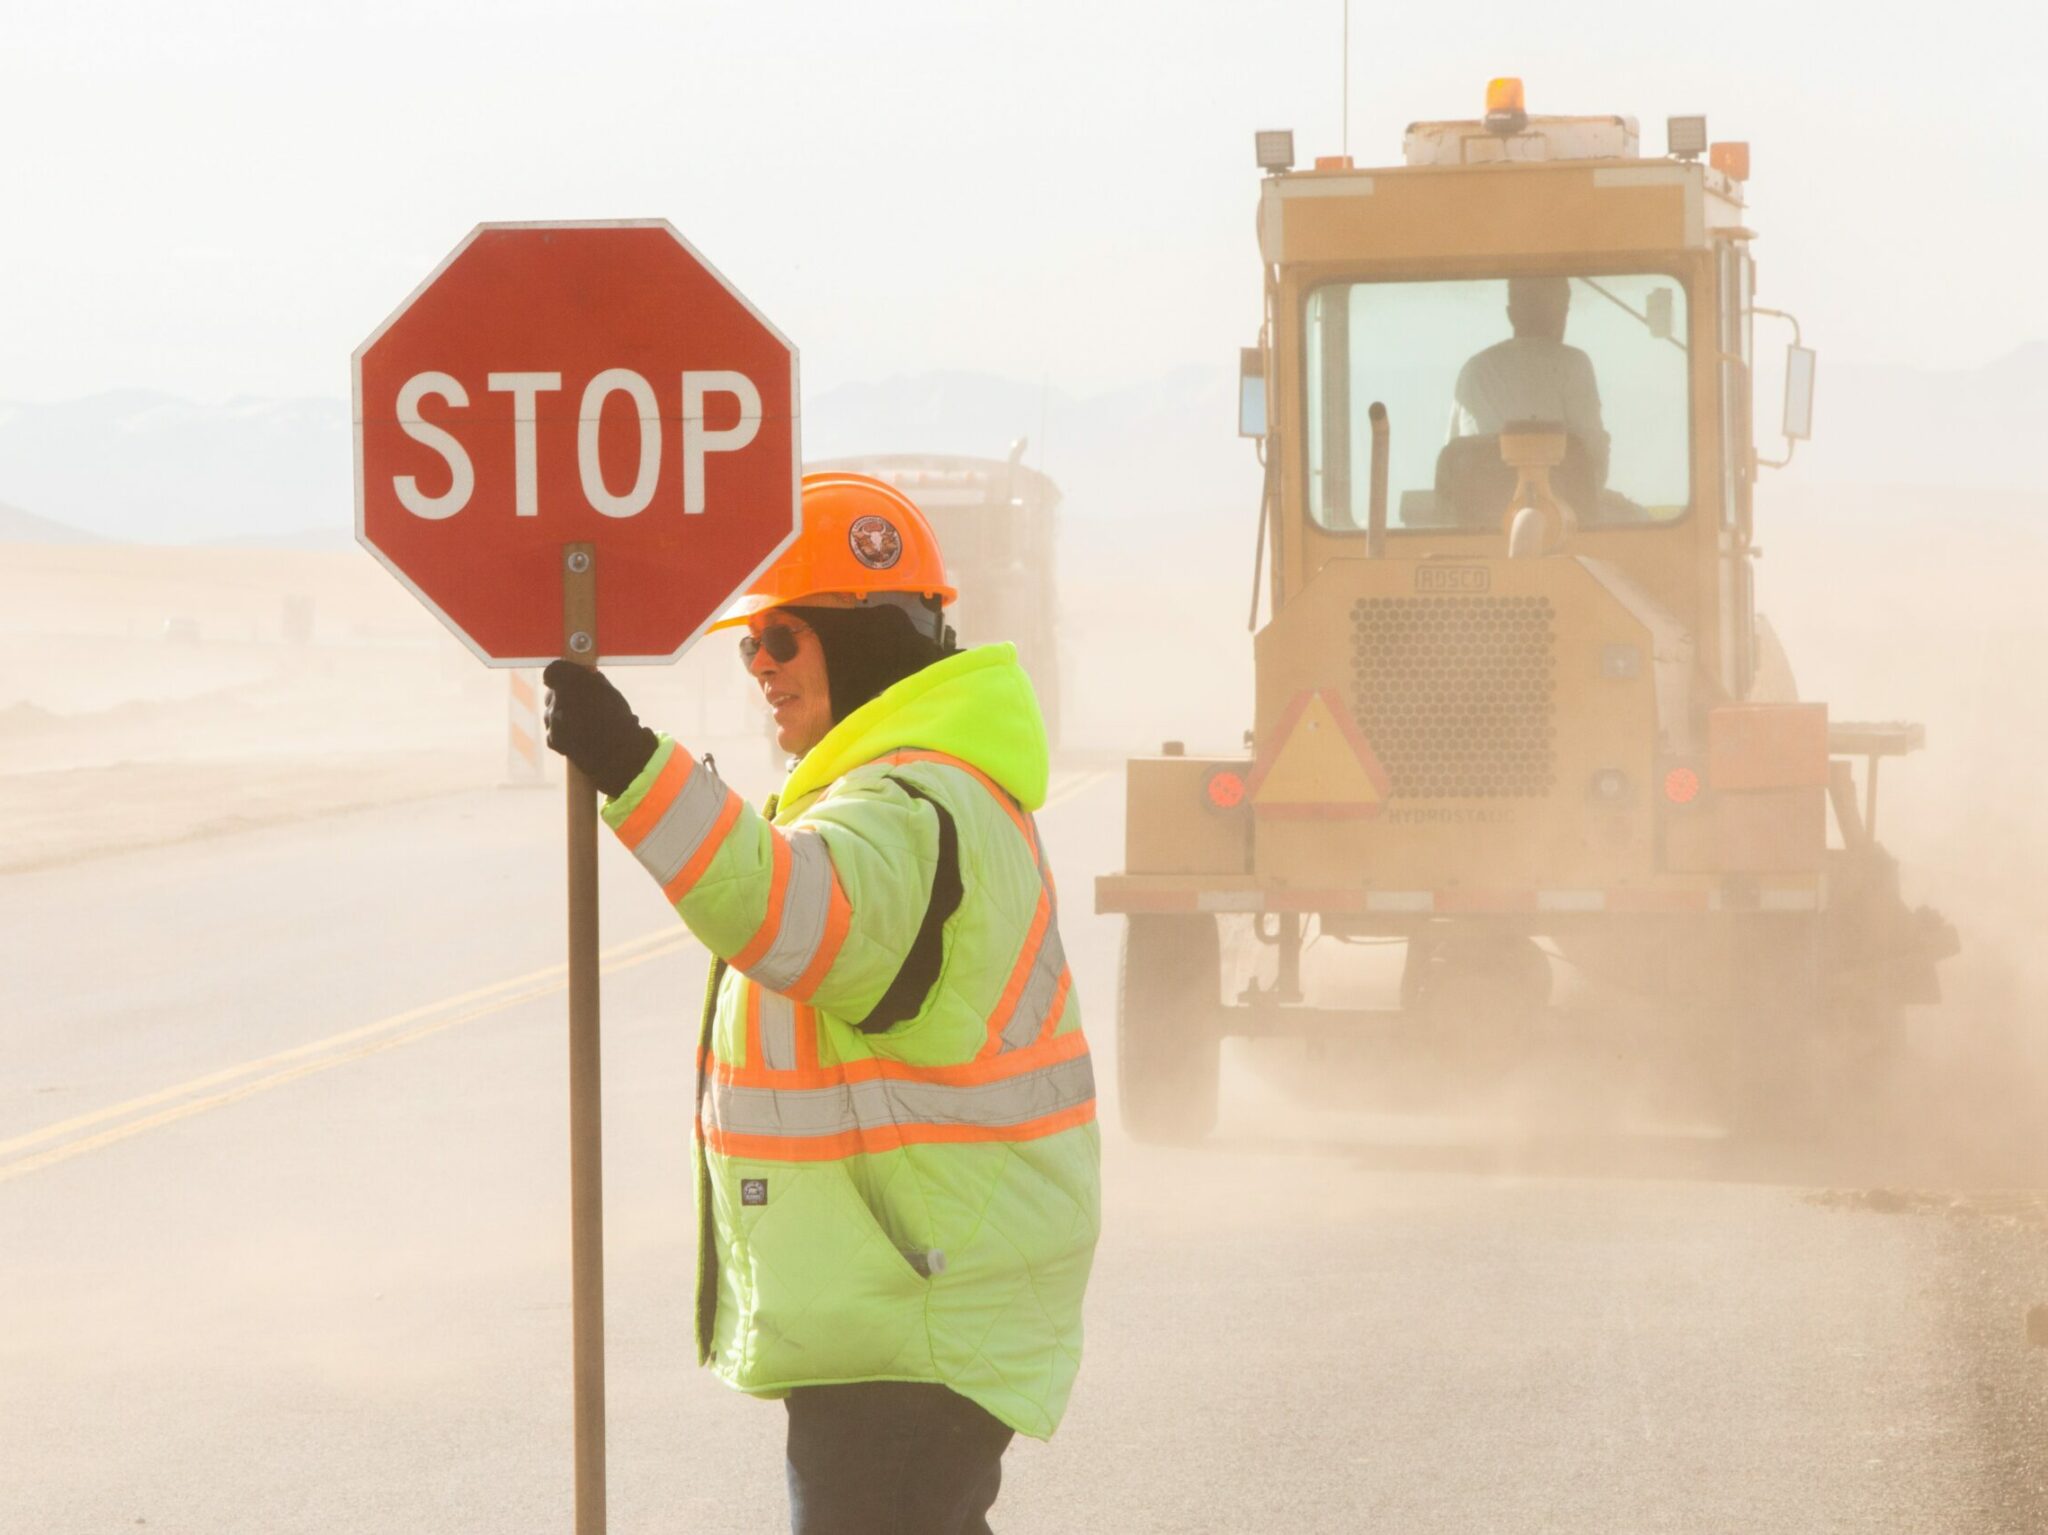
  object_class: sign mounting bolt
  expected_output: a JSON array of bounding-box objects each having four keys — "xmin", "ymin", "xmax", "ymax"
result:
[
  {"xmin": 565, "ymin": 550, "xmax": 592, "ymax": 575},
  {"xmin": 568, "ymin": 630, "xmax": 594, "ymax": 654}
]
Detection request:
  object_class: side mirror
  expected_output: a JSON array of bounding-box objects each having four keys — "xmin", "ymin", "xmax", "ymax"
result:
[
  {"xmin": 1646, "ymin": 288, "xmax": 1675, "ymax": 340},
  {"xmin": 1782, "ymin": 344, "xmax": 1816, "ymax": 441},
  {"xmin": 1238, "ymin": 346, "xmax": 1267, "ymax": 438}
]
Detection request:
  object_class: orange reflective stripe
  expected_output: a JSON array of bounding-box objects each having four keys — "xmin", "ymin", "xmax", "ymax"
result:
[
  {"xmin": 629, "ymin": 755, "xmax": 743, "ymax": 892},
  {"xmin": 795, "ymin": 1001, "xmax": 821, "ymax": 1071},
  {"xmin": 879, "ymin": 749, "xmax": 1035, "ymax": 855},
  {"xmin": 729, "ymin": 830, "xmax": 793, "ymax": 972},
  {"xmin": 979, "ymin": 891, "xmax": 1051, "ymax": 1058},
  {"xmin": 741, "ymin": 981, "xmax": 763, "ymax": 1068},
  {"xmin": 710, "ymin": 1023, "xmax": 1088, "ymax": 1092},
  {"xmin": 615, "ymin": 749, "xmax": 692, "ymax": 851},
  {"xmin": 695, "ymin": 745, "xmax": 1093, "ymax": 1165},
  {"xmin": 660, "ymin": 788, "xmax": 744, "ymax": 903},
  {"xmin": 709, "ymin": 1045, "xmax": 1092, "ymax": 1133},
  {"xmin": 1022, "ymin": 815, "xmax": 1056, "ymax": 907},
  {"xmin": 875, "ymin": 747, "xmax": 1058, "ymax": 1046},
  {"xmin": 704, "ymin": 1100, "xmax": 1095, "ymax": 1162},
  {"xmin": 785, "ymin": 875, "xmax": 852, "ymax": 1004},
  {"xmin": 715, "ymin": 993, "xmax": 826, "ymax": 1086},
  {"xmin": 743, "ymin": 831, "xmax": 840, "ymax": 993}
]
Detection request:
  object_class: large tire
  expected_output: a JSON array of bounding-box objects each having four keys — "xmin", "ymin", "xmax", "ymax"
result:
[{"xmin": 1117, "ymin": 915, "xmax": 1223, "ymax": 1144}]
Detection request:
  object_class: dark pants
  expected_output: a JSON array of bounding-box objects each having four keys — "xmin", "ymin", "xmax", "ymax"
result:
[{"xmin": 784, "ymin": 1381, "xmax": 1015, "ymax": 1535}]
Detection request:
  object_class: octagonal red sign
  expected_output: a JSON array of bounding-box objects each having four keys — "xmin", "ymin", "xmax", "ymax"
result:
[{"xmin": 354, "ymin": 220, "xmax": 800, "ymax": 664}]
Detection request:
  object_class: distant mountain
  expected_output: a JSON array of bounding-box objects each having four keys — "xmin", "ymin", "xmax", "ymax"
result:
[
  {"xmin": 0, "ymin": 501, "xmax": 97, "ymax": 543},
  {"xmin": 805, "ymin": 366, "xmax": 1260, "ymax": 554},
  {"xmin": 0, "ymin": 392, "xmax": 350, "ymax": 545},
  {"xmin": 0, "ymin": 345, "xmax": 2040, "ymax": 550},
  {"xmin": 0, "ymin": 370, "xmax": 1262, "ymax": 555},
  {"xmin": 802, "ymin": 371, "xmax": 1064, "ymax": 465}
]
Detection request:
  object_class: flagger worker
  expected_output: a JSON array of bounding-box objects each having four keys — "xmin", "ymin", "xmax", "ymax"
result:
[
  {"xmin": 1448, "ymin": 274, "xmax": 1611, "ymax": 491},
  {"xmin": 542, "ymin": 472, "xmax": 1100, "ymax": 1535}
]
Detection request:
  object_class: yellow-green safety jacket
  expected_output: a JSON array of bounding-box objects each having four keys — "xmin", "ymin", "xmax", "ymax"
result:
[{"xmin": 601, "ymin": 643, "xmax": 1100, "ymax": 1439}]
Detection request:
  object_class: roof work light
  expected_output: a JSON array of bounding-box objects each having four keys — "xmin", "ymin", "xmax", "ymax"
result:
[
  {"xmin": 1667, "ymin": 115, "xmax": 1708, "ymax": 159},
  {"xmin": 1484, "ymin": 77, "xmax": 1528, "ymax": 134},
  {"xmin": 1254, "ymin": 129, "xmax": 1295, "ymax": 173}
]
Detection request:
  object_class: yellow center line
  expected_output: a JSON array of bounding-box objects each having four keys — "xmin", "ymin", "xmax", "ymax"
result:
[
  {"xmin": 0, "ymin": 928, "xmax": 694, "ymax": 1185},
  {"xmin": 5, "ymin": 768, "xmax": 1113, "ymax": 1186}
]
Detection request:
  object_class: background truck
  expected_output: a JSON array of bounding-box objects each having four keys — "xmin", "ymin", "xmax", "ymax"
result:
[
  {"xmin": 1096, "ymin": 81, "xmax": 1957, "ymax": 1143},
  {"xmin": 808, "ymin": 444, "xmax": 1063, "ymax": 744}
]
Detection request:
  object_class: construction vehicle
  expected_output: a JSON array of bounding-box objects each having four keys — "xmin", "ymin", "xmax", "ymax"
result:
[
  {"xmin": 1095, "ymin": 81, "xmax": 1957, "ymax": 1142},
  {"xmin": 808, "ymin": 445, "xmax": 1063, "ymax": 743}
]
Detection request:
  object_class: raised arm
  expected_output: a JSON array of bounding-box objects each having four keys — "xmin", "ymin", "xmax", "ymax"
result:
[
  {"xmin": 602, "ymin": 741, "xmax": 938, "ymax": 1019},
  {"xmin": 543, "ymin": 661, "xmax": 938, "ymax": 1020}
]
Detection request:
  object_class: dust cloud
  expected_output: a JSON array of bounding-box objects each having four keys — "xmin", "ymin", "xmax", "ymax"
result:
[
  {"xmin": 0, "ymin": 540, "xmax": 797, "ymax": 876},
  {"xmin": 4, "ymin": 448, "xmax": 2047, "ymax": 1535},
  {"xmin": 1762, "ymin": 481, "xmax": 2048, "ymax": 1188},
  {"xmin": 1085, "ymin": 476, "xmax": 2048, "ymax": 1196},
  {"xmin": 6, "ymin": 470, "xmax": 2045, "ymax": 1189}
]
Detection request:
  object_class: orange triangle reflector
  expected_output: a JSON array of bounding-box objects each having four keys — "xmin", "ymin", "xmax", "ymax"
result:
[{"xmin": 1246, "ymin": 689, "xmax": 1394, "ymax": 819}]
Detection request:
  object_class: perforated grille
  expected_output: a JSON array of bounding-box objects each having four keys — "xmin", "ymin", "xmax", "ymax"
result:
[{"xmin": 1350, "ymin": 596, "xmax": 1556, "ymax": 798}]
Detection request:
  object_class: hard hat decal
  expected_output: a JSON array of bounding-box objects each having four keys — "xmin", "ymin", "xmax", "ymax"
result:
[
  {"xmin": 848, "ymin": 515, "xmax": 904, "ymax": 570},
  {"xmin": 1245, "ymin": 689, "xmax": 1394, "ymax": 819},
  {"xmin": 708, "ymin": 473, "xmax": 956, "ymax": 630}
]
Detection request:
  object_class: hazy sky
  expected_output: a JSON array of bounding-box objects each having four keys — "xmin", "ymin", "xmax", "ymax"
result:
[{"xmin": 3, "ymin": 0, "xmax": 2040, "ymax": 407}]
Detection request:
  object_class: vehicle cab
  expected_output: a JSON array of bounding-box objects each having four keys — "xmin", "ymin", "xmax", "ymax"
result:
[{"xmin": 1255, "ymin": 83, "xmax": 1787, "ymax": 707}]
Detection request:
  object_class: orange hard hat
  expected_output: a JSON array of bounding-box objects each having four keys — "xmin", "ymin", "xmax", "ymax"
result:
[{"xmin": 711, "ymin": 471, "xmax": 957, "ymax": 630}]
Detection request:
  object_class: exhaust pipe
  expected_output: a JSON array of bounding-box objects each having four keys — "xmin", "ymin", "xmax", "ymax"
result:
[{"xmin": 1367, "ymin": 401, "xmax": 1388, "ymax": 558}]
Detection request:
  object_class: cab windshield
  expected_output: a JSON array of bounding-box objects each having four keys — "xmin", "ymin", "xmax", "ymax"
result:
[{"xmin": 1303, "ymin": 273, "xmax": 1691, "ymax": 532}]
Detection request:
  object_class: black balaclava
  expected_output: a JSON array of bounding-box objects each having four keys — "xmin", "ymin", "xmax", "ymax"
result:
[{"xmin": 782, "ymin": 602, "xmax": 955, "ymax": 725}]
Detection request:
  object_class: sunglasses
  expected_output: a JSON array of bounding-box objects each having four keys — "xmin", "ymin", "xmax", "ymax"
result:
[{"xmin": 738, "ymin": 620, "xmax": 811, "ymax": 666}]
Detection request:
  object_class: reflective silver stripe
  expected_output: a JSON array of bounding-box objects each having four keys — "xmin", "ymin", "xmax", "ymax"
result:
[
  {"xmin": 757, "ymin": 988, "xmax": 798, "ymax": 1072},
  {"xmin": 632, "ymin": 760, "xmax": 736, "ymax": 887},
  {"xmin": 709, "ymin": 1051, "xmax": 1095, "ymax": 1141},
  {"xmin": 743, "ymin": 830, "xmax": 835, "ymax": 992},
  {"xmin": 1000, "ymin": 923, "xmax": 1069, "ymax": 1052}
]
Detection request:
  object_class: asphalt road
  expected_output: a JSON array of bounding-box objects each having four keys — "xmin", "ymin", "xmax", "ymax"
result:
[{"xmin": 3, "ymin": 766, "xmax": 2045, "ymax": 1533}]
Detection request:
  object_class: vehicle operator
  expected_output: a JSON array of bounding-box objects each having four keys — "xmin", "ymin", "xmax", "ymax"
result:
[
  {"xmin": 1447, "ymin": 274, "xmax": 1611, "ymax": 491},
  {"xmin": 542, "ymin": 471, "xmax": 1100, "ymax": 1535}
]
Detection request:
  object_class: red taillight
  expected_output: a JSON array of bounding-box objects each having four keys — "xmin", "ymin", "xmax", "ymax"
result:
[
  {"xmin": 1663, "ymin": 766, "xmax": 1701, "ymax": 804},
  {"xmin": 1206, "ymin": 769, "xmax": 1247, "ymax": 810}
]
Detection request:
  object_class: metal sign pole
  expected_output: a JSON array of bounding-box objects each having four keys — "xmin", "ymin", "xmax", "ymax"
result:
[
  {"xmin": 356, "ymin": 222, "xmax": 798, "ymax": 1535},
  {"xmin": 561, "ymin": 542, "xmax": 607, "ymax": 1535}
]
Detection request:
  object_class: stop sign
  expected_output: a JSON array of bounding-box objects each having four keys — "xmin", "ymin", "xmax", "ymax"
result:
[{"xmin": 354, "ymin": 220, "xmax": 800, "ymax": 664}]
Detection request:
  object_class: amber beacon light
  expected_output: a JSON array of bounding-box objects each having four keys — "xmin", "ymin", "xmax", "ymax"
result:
[
  {"xmin": 1666, "ymin": 115, "xmax": 1709, "ymax": 159},
  {"xmin": 1484, "ymin": 77, "xmax": 1528, "ymax": 133}
]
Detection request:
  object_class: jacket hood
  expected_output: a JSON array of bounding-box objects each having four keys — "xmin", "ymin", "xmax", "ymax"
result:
[{"xmin": 776, "ymin": 643, "xmax": 1049, "ymax": 821}]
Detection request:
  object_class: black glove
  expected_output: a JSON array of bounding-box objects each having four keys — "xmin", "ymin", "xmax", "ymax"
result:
[{"xmin": 542, "ymin": 660, "xmax": 660, "ymax": 798}]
